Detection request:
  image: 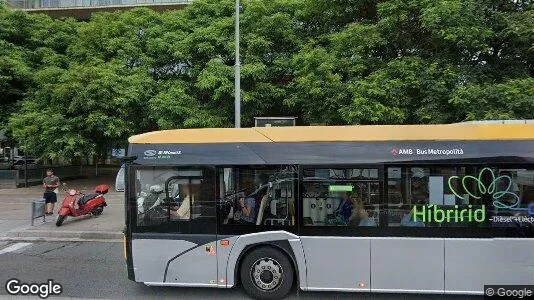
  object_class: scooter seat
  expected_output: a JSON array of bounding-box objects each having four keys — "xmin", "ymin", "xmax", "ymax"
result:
[{"xmin": 78, "ymin": 193, "xmax": 99, "ymax": 205}]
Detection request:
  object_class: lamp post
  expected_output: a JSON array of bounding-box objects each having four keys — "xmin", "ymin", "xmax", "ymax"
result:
[{"xmin": 234, "ymin": 0, "xmax": 241, "ymax": 128}]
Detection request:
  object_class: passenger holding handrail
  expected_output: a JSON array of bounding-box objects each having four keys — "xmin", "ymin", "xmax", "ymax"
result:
[
  {"xmin": 234, "ymin": 195, "xmax": 257, "ymax": 224},
  {"xmin": 335, "ymin": 192, "xmax": 353, "ymax": 223}
]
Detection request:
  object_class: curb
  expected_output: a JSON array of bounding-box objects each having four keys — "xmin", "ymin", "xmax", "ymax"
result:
[{"xmin": 3, "ymin": 230, "xmax": 123, "ymax": 240}]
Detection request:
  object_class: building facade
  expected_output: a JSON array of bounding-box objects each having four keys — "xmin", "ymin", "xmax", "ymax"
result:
[{"xmin": 5, "ymin": 0, "xmax": 191, "ymax": 19}]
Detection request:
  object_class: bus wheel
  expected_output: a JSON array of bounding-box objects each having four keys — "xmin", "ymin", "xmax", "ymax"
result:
[{"xmin": 240, "ymin": 247, "xmax": 294, "ymax": 300}]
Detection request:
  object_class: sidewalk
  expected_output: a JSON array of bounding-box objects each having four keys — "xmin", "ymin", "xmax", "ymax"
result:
[{"xmin": 0, "ymin": 175, "xmax": 124, "ymax": 242}]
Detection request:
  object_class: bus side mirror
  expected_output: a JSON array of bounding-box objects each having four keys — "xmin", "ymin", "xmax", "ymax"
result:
[{"xmin": 121, "ymin": 156, "xmax": 137, "ymax": 163}]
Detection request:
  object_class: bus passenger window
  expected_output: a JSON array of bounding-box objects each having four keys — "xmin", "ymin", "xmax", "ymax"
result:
[
  {"xmin": 218, "ymin": 166, "xmax": 297, "ymax": 226},
  {"xmin": 387, "ymin": 167, "xmax": 430, "ymax": 227},
  {"xmin": 388, "ymin": 167, "xmax": 471, "ymax": 228},
  {"xmin": 490, "ymin": 168, "xmax": 534, "ymax": 228},
  {"xmin": 135, "ymin": 168, "xmax": 203, "ymax": 226},
  {"xmin": 302, "ymin": 168, "xmax": 379, "ymax": 227},
  {"xmin": 384, "ymin": 167, "xmax": 534, "ymax": 229}
]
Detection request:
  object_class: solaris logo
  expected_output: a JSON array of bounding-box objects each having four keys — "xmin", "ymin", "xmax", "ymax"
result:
[{"xmin": 143, "ymin": 150, "xmax": 157, "ymax": 157}]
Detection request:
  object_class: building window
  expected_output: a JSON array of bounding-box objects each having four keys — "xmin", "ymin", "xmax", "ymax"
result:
[
  {"xmin": 218, "ymin": 166, "xmax": 297, "ymax": 226},
  {"xmin": 302, "ymin": 168, "xmax": 379, "ymax": 227}
]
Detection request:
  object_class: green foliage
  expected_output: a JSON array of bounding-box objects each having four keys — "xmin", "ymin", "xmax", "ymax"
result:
[
  {"xmin": 1, "ymin": 0, "xmax": 533, "ymax": 160},
  {"xmin": 150, "ymin": 79, "xmax": 229, "ymax": 128},
  {"xmin": 0, "ymin": 7, "xmax": 78, "ymax": 139},
  {"xmin": 451, "ymin": 78, "xmax": 534, "ymax": 121},
  {"xmin": 9, "ymin": 60, "xmax": 154, "ymax": 160},
  {"xmin": 341, "ymin": 58, "xmax": 461, "ymax": 124}
]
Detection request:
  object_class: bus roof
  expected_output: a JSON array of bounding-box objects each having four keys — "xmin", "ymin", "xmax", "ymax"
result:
[{"xmin": 128, "ymin": 124, "xmax": 534, "ymax": 144}]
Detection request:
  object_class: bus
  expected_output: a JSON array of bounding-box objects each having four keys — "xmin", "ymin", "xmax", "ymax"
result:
[{"xmin": 123, "ymin": 124, "xmax": 534, "ymax": 299}]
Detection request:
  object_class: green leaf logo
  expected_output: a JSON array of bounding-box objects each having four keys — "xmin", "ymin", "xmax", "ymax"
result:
[{"xmin": 448, "ymin": 168, "xmax": 520, "ymax": 209}]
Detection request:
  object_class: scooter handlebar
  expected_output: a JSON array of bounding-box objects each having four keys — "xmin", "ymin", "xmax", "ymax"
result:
[
  {"xmin": 60, "ymin": 183, "xmax": 84, "ymax": 196},
  {"xmin": 63, "ymin": 189, "xmax": 83, "ymax": 196}
]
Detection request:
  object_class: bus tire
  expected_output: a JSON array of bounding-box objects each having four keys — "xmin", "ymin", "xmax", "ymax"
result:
[{"xmin": 240, "ymin": 246, "xmax": 294, "ymax": 300}]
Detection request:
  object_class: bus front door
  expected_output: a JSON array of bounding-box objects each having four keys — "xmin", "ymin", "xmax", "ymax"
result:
[
  {"xmin": 131, "ymin": 167, "xmax": 218, "ymax": 287},
  {"xmin": 163, "ymin": 170, "xmax": 218, "ymax": 286}
]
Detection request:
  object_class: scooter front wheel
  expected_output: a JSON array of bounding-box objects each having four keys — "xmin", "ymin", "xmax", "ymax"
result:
[{"xmin": 56, "ymin": 215, "xmax": 66, "ymax": 227}]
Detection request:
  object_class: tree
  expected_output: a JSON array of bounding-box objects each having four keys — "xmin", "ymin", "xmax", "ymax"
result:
[
  {"xmin": 0, "ymin": 8, "xmax": 33, "ymax": 129},
  {"xmin": 292, "ymin": 0, "xmax": 533, "ymax": 124},
  {"xmin": 451, "ymin": 78, "xmax": 534, "ymax": 121},
  {"xmin": 1, "ymin": 6, "xmax": 77, "ymax": 132},
  {"xmin": 9, "ymin": 60, "xmax": 154, "ymax": 161},
  {"xmin": 3, "ymin": 0, "xmax": 533, "ymax": 161}
]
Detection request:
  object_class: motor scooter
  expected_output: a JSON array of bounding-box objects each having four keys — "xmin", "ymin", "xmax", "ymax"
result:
[{"xmin": 56, "ymin": 184, "xmax": 109, "ymax": 226}]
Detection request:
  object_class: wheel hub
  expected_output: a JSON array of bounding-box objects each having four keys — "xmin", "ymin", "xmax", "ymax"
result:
[
  {"xmin": 251, "ymin": 258, "xmax": 283, "ymax": 291},
  {"xmin": 260, "ymin": 270, "xmax": 274, "ymax": 283}
]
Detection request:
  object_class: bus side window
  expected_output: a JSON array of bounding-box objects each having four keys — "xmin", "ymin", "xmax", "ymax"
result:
[
  {"xmin": 135, "ymin": 168, "xmax": 204, "ymax": 227},
  {"xmin": 218, "ymin": 166, "xmax": 297, "ymax": 226},
  {"xmin": 302, "ymin": 168, "xmax": 380, "ymax": 227}
]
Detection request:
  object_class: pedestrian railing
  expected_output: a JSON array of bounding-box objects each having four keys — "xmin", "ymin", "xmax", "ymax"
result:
[
  {"xmin": 0, "ymin": 170, "xmax": 17, "ymax": 189},
  {"xmin": 0, "ymin": 165, "xmax": 119, "ymax": 188},
  {"xmin": 0, "ymin": 165, "xmax": 84, "ymax": 188}
]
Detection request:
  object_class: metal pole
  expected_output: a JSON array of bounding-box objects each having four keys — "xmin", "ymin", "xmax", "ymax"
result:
[
  {"xmin": 24, "ymin": 139, "xmax": 28, "ymax": 188},
  {"xmin": 31, "ymin": 201, "xmax": 34, "ymax": 226},
  {"xmin": 234, "ymin": 0, "xmax": 241, "ymax": 128}
]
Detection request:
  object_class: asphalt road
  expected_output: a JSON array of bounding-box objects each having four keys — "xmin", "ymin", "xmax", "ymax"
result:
[{"xmin": 0, "ymin": 241, "xmax": 483, "ymax": 299}]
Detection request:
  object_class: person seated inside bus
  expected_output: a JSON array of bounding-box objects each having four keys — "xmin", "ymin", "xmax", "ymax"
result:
[
  {"xmin": 170, "ymin": 184, "xmax": 193, "ymax": 220},
  {"xmin": 347, "ymin": 196, "xmax": 377, "ymax": 227},
  {"xmin": 138, "ymin": 184, "xmax": 165, "ymax": 214},
  {"xmin": 401, "ymin": 208, "xmax": 425, "ymax": 227},
  {"xmin": 357, "ymin": 209, "xmax": 377, "ymax": 227},
  {"xmin": 233, "ymin": 196, "xmax": 257, "ymax": 224},
  {"xmin": 411, "ymin": 179, "xmax": 429, "ymax": 203},
  {"xmin": 335, "ymin": 192, "xmax": 354, "ymax": 224},
  {"xmin": 399, "ymin": 200, "xmax": 425, "ymax": 227}
]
